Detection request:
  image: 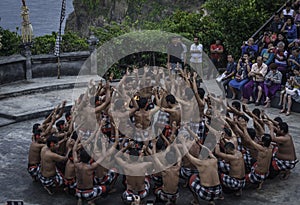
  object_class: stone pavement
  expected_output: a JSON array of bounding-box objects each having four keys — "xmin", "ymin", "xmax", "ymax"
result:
[{"xmin": 0, "ymin": 76, "xmax": 299, "ymax": 205}]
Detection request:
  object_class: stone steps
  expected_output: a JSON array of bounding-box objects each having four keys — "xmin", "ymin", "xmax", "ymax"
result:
[{"xmin": 0, "ymin": 75, "xmax": 102, "ymax": 127}]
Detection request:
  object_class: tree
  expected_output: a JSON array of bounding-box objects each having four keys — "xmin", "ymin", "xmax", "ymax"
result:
[
  {"xmin": 0, "ymin": 27, "xmax": 21, "ymax": 56},
  {"xmin": 203, "ymin": 0, "xmax": 285, "ymax": 58}
]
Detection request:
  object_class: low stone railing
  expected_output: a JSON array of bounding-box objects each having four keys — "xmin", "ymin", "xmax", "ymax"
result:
[{"xmin": 0, "ymin": 51, "xmax": 91, "ymax": 84}]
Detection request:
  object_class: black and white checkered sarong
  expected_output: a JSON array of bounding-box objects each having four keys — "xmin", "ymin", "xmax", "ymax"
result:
[
  {"xmin": 75, "ymin": 185, "xmax": 107, "ymax": 201},
  {"xmin": 189, "ymin": 174, "xmax": 223, "ymax": 202},
  {"xmin": 220, "ymin": 173, "xmax": 245, "ymax": 190}
]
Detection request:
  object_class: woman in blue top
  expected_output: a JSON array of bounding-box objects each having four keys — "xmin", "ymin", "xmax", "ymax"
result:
[
  {"xmin": 229, "ymin": 53, "xmax": 251, "ymax": 100},
  {"xmin": 281, "ymin": 16, "xmax": 297, "ymax": 43}
]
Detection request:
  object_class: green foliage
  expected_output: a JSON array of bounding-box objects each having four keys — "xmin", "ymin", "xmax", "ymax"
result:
[
  {"xmin": 160, "ymin": 10, "xmax": 223, "ymax": 53},
  {"xmin": 61, "ymin": 32, "xmax": 89, "ymax": 52},
  {"xmin": 31, "ymin": 33, "xmax": 56, "ymax": 55},
  {"xmin": 0, "ymin": 27, "xmax": 21, "ymax": 56},
  {"xmin": 31, "ymin": 32, "xmax": 89, "ymax": 55},
  {"xmin": 203, "ymin": 0, "xmax": 285, "ymax": 58}
]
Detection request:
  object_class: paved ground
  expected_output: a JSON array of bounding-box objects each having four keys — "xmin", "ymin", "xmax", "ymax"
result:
[{"xmin": 0, "ymin": 76, "xmax": 299, "ymax": 205}]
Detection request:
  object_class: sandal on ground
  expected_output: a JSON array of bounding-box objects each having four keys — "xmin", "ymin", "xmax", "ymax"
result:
[
  {"xmin": 264, "ymin": 102, "xmax": 270, "ymax": 108},
  {"xmin": 264, "ymin": 98, "xmax": 270, "ymax": 104},
  {"xmin": 286, "ymin": 111, "xmax": 291, "ymax": 116},
  {"xmin": 279, "ymin": 170, "xmax": 291, "ymax": 180},
  {"xmin": 280, "ymin": 109, "xmax": 286, "ymax": 113}
]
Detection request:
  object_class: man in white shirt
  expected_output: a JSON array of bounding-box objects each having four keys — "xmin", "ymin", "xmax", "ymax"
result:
[
  {"xmin": 190, "ymin": 37, "xmax": 203, "ymax": 79},
  {"xmin": 242, "ymin": 56, "xmax": 268, "ymax": 105}
]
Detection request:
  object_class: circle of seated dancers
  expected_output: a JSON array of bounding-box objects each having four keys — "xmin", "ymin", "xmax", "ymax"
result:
[{"xmin": 28, "ymin": 66, "xmax": 298, "ymax": 205}]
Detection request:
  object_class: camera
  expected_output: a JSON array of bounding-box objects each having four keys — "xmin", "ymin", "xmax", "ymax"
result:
[{"xmin": 241, "ymin": 57, "xmax": 246, "ymax": 63}]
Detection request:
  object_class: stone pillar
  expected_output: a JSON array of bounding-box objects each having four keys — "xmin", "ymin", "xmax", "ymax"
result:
[
  {"xmin": 87, "ymin": 33, "xmax": 99, "ymax": 75},
  {"xmin": 21, "ymin": 42, "xmax": 32, "ymax": 80}
]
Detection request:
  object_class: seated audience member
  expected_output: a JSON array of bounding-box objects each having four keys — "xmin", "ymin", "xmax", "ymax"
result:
[
  {"xmin": 270, "ymin": 13, "xmax": 284, "ymax": 34},
  {"xmin": 273, "ymin": 32, "xmax": 289, "ymax": 50},
  {"xmin": 242, "ymin": 56, "xmax": 268, "ymax": 105},
  {"xmin": 229, "ymin": 53, "xmax": 251, "ymax": 100},
  {"xmin": 288, "ymin": 39, "xmax": 300, "ymax": 50},
  {"xmin": 263, "ymin": 63, "xmax": 283, "ymax": 108},
  {"xmin": 216, "ymin": 54, "xmax": 237, "ymax": 98},
  {"xmin": 281, "ymin": 16, "xmax": 298, "ymax": 43},
  {"xmin": 274, "ymin": 41, "xmax": 289, "ymax": 85},
  {"xmin": 280, "ymin": 67, "xmax": 300, "ymax": 116},
  {"xmin": 261, "ymin": 43, "xmax": 275, "ymax": 65},
  {"xmin": 294, "ymin": 7, "xmax": 300, "ymax": 24},
  {"xmin": 260, "ymin": 30, "xmax": 272, "ymax": 52},
  {"xmin": 287, "ymin": 47, "xmax": 300, "ymax": 74},
  {"xmin": 241, "ymin": 38, "xmax": 258, "ymax": 63},
  {"xmin": 281, "ymin": 2, "xmax": 296, "ymax": 22}
]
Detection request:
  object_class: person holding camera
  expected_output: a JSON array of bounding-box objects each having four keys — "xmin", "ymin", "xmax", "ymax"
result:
[
  {"xmin": 241, "ymin": 38, "xmax": 258, "ymax": 63},
  {"xmin": 261, "ymin": 43, "xmax": 276, "ymax": 66},
  {"xmin": 242, "ymin": 56, "xmax": 268, "ymax": 105},
  {"xmin": 281, "ymin": 16, "xmax": 298, "ymax": 43},
  {"xmin": 228, "ymin": 53, "xmax": 251, "ymax": 100},
  {"xmin": 263, "ymin": 63, "xmax": 283, "ymax": 108}
]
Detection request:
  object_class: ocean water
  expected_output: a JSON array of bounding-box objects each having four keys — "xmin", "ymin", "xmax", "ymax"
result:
[{"xmin": 0, "ymin": 0, "xmax": 74, "ymax": 36}]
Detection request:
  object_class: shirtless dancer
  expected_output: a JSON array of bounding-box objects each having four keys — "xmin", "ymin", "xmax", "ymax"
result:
[
  {"xmin": 28, "ymin": 129, "xmax": 46, "ymax": 181},
  {"xmin": 240, "ymin": 121, "xmax": 273, "ymax": 189},
  {"xmin": 269, "ymin": 122, "xmax": 298, "ymax": 179},
  {"xmin": 64, "ymin": 136, "xmax": 77, "ymax": 195},
  {"xmin": 161, "ymin": 94, "xmax": 181, "ymax": 127},
  {"xmin": 215, "ymin": 142, "xmax": 246, "ymax": 196},
  {"xmin": 115, "ymin": 142, "xmax": 153, "ymax": 205},
  {"xmin": 73, "ymin": 133, "xmax": 115, "ymax": 205},
  {"xmin": 182, "ymin": 139, "xmax": 223, "ymax": 205},
  {"xmin": 134, "ymin": 97, "xmax": 160, "ymax": 130},
  {"xmin": 39, "ymin": 135, "xmax": 72, "ymax": 195},
  {"xmin": 75, "ymin": 81, "xmax": 111, "ymax": 140},
  {"xmin": 93, "ymin": 123, "xmax": 119, "ymax": 192},
  {"xmin": 153, "ymin": 138, "xmax": 182, "ymax": 204}
]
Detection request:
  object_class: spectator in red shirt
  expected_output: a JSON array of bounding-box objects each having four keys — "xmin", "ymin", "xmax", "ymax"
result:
[{"xmin": 209, "ymin": 39, "xmax": 224, "ymax": 79}]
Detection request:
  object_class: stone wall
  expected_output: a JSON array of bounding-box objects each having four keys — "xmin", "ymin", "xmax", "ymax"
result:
[
  {"xmin": 0, "ymin": 55, "xmax": 26, "ymax": 84},
  {"xmin": 0, "ymin": 51, "xmax": 91, "ymax": 84}
]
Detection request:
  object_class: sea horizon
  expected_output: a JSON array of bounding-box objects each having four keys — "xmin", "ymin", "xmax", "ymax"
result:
[{"xmin": 0, "ymin": 0, "xmax": 74, "ymax": 36}]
